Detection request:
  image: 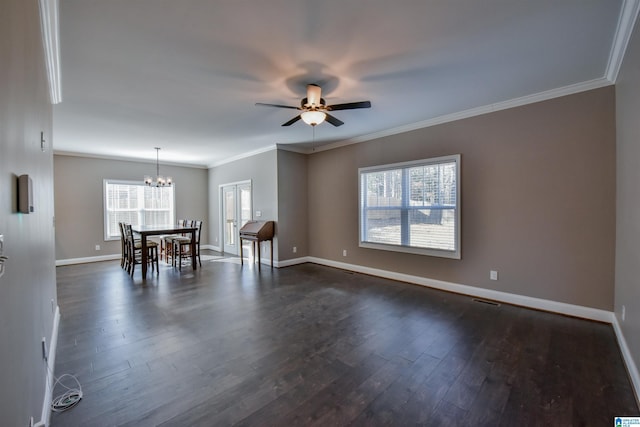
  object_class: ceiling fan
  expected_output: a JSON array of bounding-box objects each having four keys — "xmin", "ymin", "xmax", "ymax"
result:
[{"xmin": 255, "ymin": 84, "xmax": 371, "ymax": 127}]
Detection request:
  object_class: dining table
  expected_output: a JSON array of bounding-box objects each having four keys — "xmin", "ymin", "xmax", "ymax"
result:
[{"xmin": 131, "ymin": 224, "xmax": 198, "ymax": 279}]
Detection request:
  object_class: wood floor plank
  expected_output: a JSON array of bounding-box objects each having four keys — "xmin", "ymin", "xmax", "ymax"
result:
[
  {"xmin": 348, "ymin": 352, "xmax": 442, "ymax": 426},
  {"xmin": 51, "ymin": 254, "xmax": 639, "ymax": 426}
]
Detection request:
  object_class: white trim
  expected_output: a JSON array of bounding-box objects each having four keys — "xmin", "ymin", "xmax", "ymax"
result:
[
  {"xmin": 58, "ymin": 78, "xmax": 616, "ymax": 167},
  {"xmin": 275, "ymin": 144, "xmax": 310, "ymax": 154},
  {"xmin": 38, "ymin": 0, "xmax": 61, "ymax": 104},
  {"xmin": 311, "ymin": 78, "xmax": 612, "ymax": 154},
  {"xmin": 56, "ymin": 254, "xmax": 120, "ymax": 266},
  {"xmin": 606, "ymin": 0, "xmax": 640, "ymax": 83},
  {"xmin": 209, "ymin": 145, "xmax": 277, "ymax": 168},
  {"xmin": 218, "ymin": 179, "xmax": 253, "ymax": 188},
  {"xmin": 53, "ymin": 151, "xmax": 208, "ymax": 169},
  {"xmin": 358, "ymin": 154, "xmax": 461, "ymax": 260},
  {"xmin": 286, "ymin": 257, "xmax": 639, "ymax": 405},
  {"xmin": 303, "ymin": 256, "xmax": 612, "ymax": 322},
  {"xmin": 35, "ymin": 305, "xmax": 60, "ymax": 427},
  {"xmin": 612, "ymin": 314, "xmax": 640, "ymax": 407},
  {"xmin": 56, "ymin": 245, "xmax": 231, "ymax": 265},
  {"xmin": 49, "ymin": 254, "xmax": 640, "ymax": 406},
  {"xmin": 242, "ymin": 257, "xmax": 278, "ymax": 268},
  {"xmin": 275, "ymin": 257, "xmax": 308, "ymax": 268},
  {"xmin": 218, "ymin": 180, "xmax": 252, "ymax": 256},
  {"xmin": 103, "ymin": 179, "xmax": 177, "ymax": 241}
]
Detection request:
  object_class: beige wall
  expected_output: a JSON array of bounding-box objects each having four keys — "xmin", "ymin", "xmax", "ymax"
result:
[
  {"xmin": 0, "ymin": 1, "xmax": 58, "ymax": 425},
  {"xmin": 277, "ymin": 149, "xmax": 308, "ymax": 260},
  {"xmin": 208, "ymin": 149, "xmax": 278, "ymax": 258},
  {"xmin": 308, "ymin": 87, "xmax": 616, "ymax": 310},
  {"xmin": 54, "ymin": 155, "xmax": 209, "ymax": 260},
  {"xmin": 615, "ymin": 21, "xmax": 640, "ymax": 376}
]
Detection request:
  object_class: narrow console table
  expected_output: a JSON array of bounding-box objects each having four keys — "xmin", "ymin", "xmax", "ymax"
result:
[{"xmin": 239, "ymin": 220, "xmax": 275, "ymax": 270}]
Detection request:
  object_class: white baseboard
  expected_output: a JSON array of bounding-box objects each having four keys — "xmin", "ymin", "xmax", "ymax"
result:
[
  {"xmin": 56, "ymin": 245, "xmax": 224, "ymax": 266},
  {"xmin": 612, "ymin": 314, "xmax": 640, "ymax": 407},
  {"xmin": 303, "ymin": 256, "xmax": 612, "ymax": 323},
  {"xmin": 35, "ymin": 305, "xmax": 60, "ymax": 427},
  {"xmin": 273, "ymin": 256, "xmax": 308, "ymax": 268},
  {"xmin": 56, "ymin": 254, "xmax": 120, "ymax": 266},
  {"xmin": 299, "ymin": 257, "xmax": 640, "ymax": 403},
  {"xmin": 47, "ymin": 254, "xmax": 640, "ymax": 408},
  {"xmin": 299, "ymin": 257, "xmax": 640, "ymax": 402}
]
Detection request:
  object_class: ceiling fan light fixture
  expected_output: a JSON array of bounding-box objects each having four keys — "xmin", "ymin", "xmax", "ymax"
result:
[
  {"xmin": 256, "ymin": 83, "xmax": 370, "ymax": 127},
  {"xmin": 301, "ymin": 110, "xmax": 326, "ymax": 126}
]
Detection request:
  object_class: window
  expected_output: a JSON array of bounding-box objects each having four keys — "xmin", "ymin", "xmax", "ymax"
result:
[
  {"xmin": 359, "ymin": 154, "xmax": 460, "ymax": 259},
  {"xmin": 103, "ymin": 180, "xmax": 175, "ymax": 240}
]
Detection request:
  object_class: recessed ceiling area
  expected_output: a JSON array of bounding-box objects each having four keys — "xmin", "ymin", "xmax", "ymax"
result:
[{"xmin": 54, "ymin": 0, "xmax": 628, "ymax": 167}]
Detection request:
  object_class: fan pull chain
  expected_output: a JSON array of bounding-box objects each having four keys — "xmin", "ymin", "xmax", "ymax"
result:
[{"xmin": 312, "ymin": 125, "xmax": 316, "ymax": 151}]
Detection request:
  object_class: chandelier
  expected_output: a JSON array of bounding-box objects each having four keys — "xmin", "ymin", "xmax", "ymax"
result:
[{"xmin": 144, "ymin": 147, "xmax": 172, "ymax": 186}]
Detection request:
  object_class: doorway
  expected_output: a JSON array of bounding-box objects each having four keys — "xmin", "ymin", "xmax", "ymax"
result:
[{"xmin": 220, "ymin": 181, "xmax": 252, "ymax": 255}]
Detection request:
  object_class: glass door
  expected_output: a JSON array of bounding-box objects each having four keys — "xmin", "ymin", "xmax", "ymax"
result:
[{"xmin": 221, "ymin": 181, "xmax": 252, "ymax": 255}]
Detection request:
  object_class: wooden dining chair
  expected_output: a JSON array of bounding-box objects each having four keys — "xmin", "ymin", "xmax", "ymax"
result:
[
  {"xmin": 124, "ymin": 223, "xmax": 159, "ymax": 277},
  {"xmin": 170, "ymin": 220, "xmax": 193, "ymax": 268},
  {"xmin": 118, "ymin": 222, "xmax": 126, "ymax": 269},
  {"xmin": 120, "ymin": 222, "xmax": 142, "ymax": 272},
  {"xmin": 173, "ymin": 220, "xmax": 202, "ymax": 269},
  {"xmin": 163, "ymin": 219, "xmax": 186, "ymax": 263}
]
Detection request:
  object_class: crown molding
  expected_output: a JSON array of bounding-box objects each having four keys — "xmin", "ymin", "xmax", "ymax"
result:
[
  {"xmin": 54, "ymin": 150, "xmax": 208, "ymax": 169},
  {"xmin": 606, "ymin": 0, "xmax": 640, "ymax": 83},
  {"xmin": 208, "ymin": 144, "xmax": 277, "ymax": 168},
  {"xmin": 38, "ymin": 0, "xmax": 62, "ymax": 104},
  {"xmin": 311, "ymin": 78, "xmax": 612, "ymax": 154},
  {"xmin": 275, "ymin": 143, "xmax": 310, "ymax": 154}
]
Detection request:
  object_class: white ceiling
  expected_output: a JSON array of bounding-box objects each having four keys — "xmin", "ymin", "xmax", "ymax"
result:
[{"xmin": 54, "ymin": 0, "xmax": 632, "ymax": 168}]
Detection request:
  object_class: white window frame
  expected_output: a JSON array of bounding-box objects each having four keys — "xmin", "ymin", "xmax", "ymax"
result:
[
  {"xmin": 358, "ymin": 154, "xmax": 461, "ymax": 259},
  {"xmin": 103, "ymin": 179, "xmax": 176, "ymax": 241}
]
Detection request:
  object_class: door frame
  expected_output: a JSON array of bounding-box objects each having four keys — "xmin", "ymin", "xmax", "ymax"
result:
[{"xmin": 219, "ymin": 179, "xmax": 252, "ymax": 255}]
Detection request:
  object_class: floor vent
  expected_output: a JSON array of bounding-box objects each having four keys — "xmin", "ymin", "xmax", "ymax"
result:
[{"xmin": 472, "ymin": 298, "xmax": 501, "ymax": 307}]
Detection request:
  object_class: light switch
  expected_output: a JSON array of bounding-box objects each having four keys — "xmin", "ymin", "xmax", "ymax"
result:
[{"xmin": 0, "ymin": 234, "xmax": 5, "ymax": 278}]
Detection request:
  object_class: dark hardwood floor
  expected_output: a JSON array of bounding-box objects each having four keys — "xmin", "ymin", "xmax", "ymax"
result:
[{"xmin": 51, "ymin": 252, "xmax": 639, "ymax": 426}]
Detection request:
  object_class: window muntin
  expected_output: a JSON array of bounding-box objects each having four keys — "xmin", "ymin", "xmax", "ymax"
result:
[
  {"xmin": 359, "ymin": 155, "xmax": 460, "ymax": 259},
  {"xmin": 103, "ymin": 180, "xmax": 175, "ymax": 240}
]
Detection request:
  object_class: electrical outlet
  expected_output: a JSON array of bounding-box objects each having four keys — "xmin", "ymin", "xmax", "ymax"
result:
[
  {"xmin": 490, "ymin": 270, "xmax": 498, "ymax": 280},
  {"xmin": 343, "ymin": 249, "xmax": 347, "ymax": 257},
  {"xmin": 293, "ymin": 246, "xmax": 297, "ymax": 253},
  {"xmin": 256, "ymin": 210, "xmax": 262, "ymax": 217},
  {"xmin": 95, "ymin": 244, "xmax": 101, "ymax": 251},
  {"xmin": 622, "ymin": 305, "xmax": 626, "ymax": 322}
]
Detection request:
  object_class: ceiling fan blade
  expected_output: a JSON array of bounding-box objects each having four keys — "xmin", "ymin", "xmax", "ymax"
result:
[
  {"xmin": 327, "ymin": 101, "xmax": 372, "ymax": 111},
  {"xmin": 282, "ymin": 115, "xmax": 302, "ymax": 126},
  {"xmin": 255, "ymin": 102, "xmax": 300, "ymax": 110},
  {"xmin": 324, "ymin": 113, "xmax": 344, "ymax": 127}
]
